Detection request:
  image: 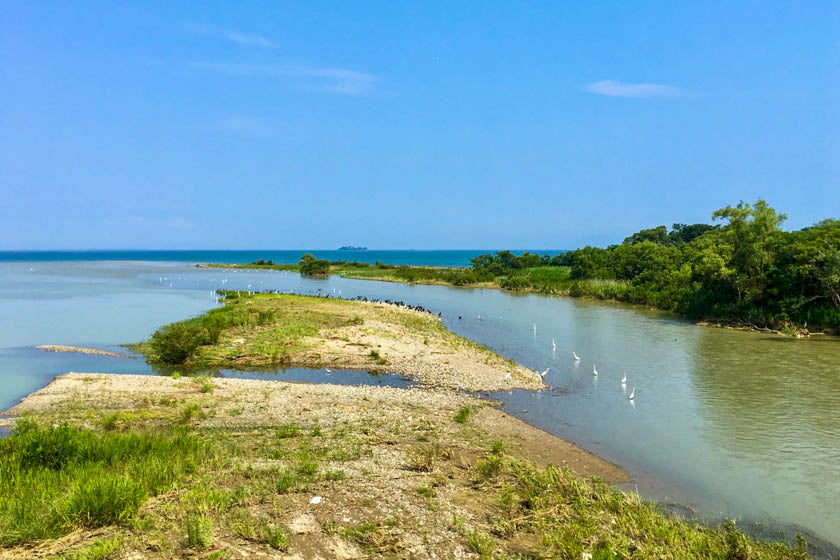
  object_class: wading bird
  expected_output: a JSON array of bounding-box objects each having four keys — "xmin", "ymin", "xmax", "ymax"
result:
[
  {"xmin": 629, "ymin": 387, "xmax": 635, "ymax": 400},
  {"xmin": 573, "ymin": 352, "xmax": 580, "ymax": 361},
  {"xmin": 593, "ymin": 364, "xmax": 598, "ymax": 376},
  {"xmin": 540, "ymin": 368, "xmax": 550, "ymax": 378},
  {"xmin": 552, "ymin": 338, "xmax": 556, "ymax": 352},
  {"xmin": 621, "ymin": 372, "xmax": 627, "ymax": 384}
]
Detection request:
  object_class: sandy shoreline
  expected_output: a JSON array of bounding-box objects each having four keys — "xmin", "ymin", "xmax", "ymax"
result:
[
  {"xmin": 0, "ymin": 372, "xmax": 628, "ymax": 559},
  {"xmin": 0, "ymin": 372, "xmax": 627, "ymax": 485}
]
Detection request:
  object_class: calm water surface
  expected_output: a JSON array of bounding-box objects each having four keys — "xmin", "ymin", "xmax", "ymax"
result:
[{"xmin": 1, "ymin": 261, "xmax": 838, "ymax": 549}]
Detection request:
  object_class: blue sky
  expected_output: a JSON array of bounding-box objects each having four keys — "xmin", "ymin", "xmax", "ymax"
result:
[{"xmin": 2, "ymin": 1, "xmax": 838, "ymax": 250}]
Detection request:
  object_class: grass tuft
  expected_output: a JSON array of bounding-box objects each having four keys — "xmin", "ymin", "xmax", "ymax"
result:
[{"xmin": 453, "ymin": 406, "xmax": 472, "ymax": 424}]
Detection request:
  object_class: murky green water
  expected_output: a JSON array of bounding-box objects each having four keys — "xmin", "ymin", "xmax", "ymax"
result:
[{"xmin": 1, "ymin": 261, "xmax": 838, "ymax": 549}]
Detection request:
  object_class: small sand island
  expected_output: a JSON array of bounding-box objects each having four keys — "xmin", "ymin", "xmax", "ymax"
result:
[
  {"xmin": 35, "ymin": 345, "xmax": 134, "ymax": 359},
  {"xmin": 134, "ymin": 292, "xmax": 541, "ymax": 392}
]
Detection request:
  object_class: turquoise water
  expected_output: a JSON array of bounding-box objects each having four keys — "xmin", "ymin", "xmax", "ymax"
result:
[
  {"xmin": 1, "ymin": 260, "xmax": 839, "ymax": 553},
  {"xmin": 0, "ymin": 249, "xmax": 564, "ymax": 267}
]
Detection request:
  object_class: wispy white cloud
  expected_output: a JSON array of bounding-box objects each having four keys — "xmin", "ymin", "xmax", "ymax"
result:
[
  {"xmin": 192, "ymin": 62, "xmax": 380, "ymax": 96},
  {"xmin": 182, "ymin": 21, "xmax": 274, "ymax": 48},
  {"xmin": 585, "ymin": 80, "xmax": 683, "ymax": 98}
]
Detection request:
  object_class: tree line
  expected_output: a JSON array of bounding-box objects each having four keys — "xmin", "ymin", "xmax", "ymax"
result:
[{"xmin": 470, "ymin": 200, "xmax": 840, "ymax": 331}]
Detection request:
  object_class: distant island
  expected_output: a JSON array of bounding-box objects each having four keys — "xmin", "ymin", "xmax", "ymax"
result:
[{"xmin": 338, "ymin": 245, "xmax": 367, "ymax": 251}]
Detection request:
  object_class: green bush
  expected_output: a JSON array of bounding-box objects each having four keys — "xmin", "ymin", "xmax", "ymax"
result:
[{"xmin": 299, "ymin": 254, "xmax": 330, "ymax": 277}]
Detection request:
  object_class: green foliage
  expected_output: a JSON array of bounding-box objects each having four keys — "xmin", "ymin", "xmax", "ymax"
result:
[
  {"xmin": 453, "ymin": 406, "xmax": 472, "ymax": 424},
  {"xmin": 275, "ymin": 424, "xmax": 300, "ymax": 439},
  {"xmin": 466, "ymin": 528, "xmax": 495, "ymax": 559},
  {"xmin": 51, "ymin": 536, "xmax": 120, "ymax": 560},
  {"xmin": 471, "ymin": 200, "xmax": 840, "ymax": 330},
  {"xmin": 0, "ymin": 420, "xmax": 207, "ymax": 545},
  {"xmin": 483, "ymin": 456, "xmax": 806, "ymax": 560},
  {"xmin": 184, "ymin": 514, "xmax": 214, "ymax": 548},
  {"xmin": 259, "ymin": 523, "xmax": 290, "ymax": 550},
  {"xmin": 143, "ymin": 294, "xmax": 282, "ymax": 364},
  {"xmin": 299, "ymin": 253, "xmax": 330, "ymax": 277},
  {"xmin": 324, "ymin": 469, "xmax": 346, "ymax": 481}
]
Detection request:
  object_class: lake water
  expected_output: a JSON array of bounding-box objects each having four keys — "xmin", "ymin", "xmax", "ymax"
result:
[{"xmin": 1, "ymin": 259, "xmax": 838, "ymax": 552}]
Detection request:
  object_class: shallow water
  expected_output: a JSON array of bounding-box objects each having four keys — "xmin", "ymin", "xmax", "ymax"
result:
[{"xmin": 1, "ymin": 261, "xmax": 839, "ymax": 548}]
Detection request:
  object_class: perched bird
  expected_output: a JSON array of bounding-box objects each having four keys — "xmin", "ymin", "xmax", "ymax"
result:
[
  {"xmin": 621, "ymin": 372, "xmax": 627, "ymax": 384},
  {"xmin": 504, "ymin": 372, "xmax": 512, "ymax": 383},
  {"xmin": 629, "ymin": 387, "xmax": 635, "ymax": 400},
  {"xmin": 573, "ymin": 352, "xmax": 581, "ymax": 361},
  {"xmin": 540, "ymin": 368, "xmax": 550, "ymax": 378},
  {"xmin": 593, "ymin": 364, "xmax": 598, "ymax": 376}
]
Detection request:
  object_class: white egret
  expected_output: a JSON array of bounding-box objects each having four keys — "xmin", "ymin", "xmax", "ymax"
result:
[
  {"xmin": 593, "ymin": 364, "xmax": 598, "ymax": 376},
  {"xmin": 504, "ymin": 372, "xmax": 512, "ymax": 383},
  {"xmin": 573, "ymin": 352, "xmax": 580, "ymax": 361},
  {"xmin": 621, "ymin": 372, "xmax": 627, "ymax": 384},
  {"xmin": 629, "ymin": 387, "xmax": 635, "ymax": 400},
  {"xmin": 552, "ymin": 338, "xmax": 556, "ymax": 352},
  {"xmin": 540, "ymin": 368, "xmax": 550, "ymax": 378}
]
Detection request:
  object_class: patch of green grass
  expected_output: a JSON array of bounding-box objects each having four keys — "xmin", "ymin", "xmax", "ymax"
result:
[
  {"xmin": 49, "ymin": 536, "xmax": 120, "ymax": 560},
  {"xmin": 101, "ymin": 412, "xmax": 132, "ymax": 432},
  {"xmin": 453, "ymin": 406, "xmax": 472, "ymax": 424},
  {"xmin": 407, "ymin": 442, "xmax": 450, "ymax": 472},
  {"xmin": 193, "ymin": 376, "xmax": 215, "ymax": 394},
  {"xmin": 324, "ymin": 469, "xmax": 346, "ymax": 481},
  {"xmin": 275, "ymin": 470, "xmax": 300, "ymax": 494},
  {"xmin": 482, "ymin": 457, "xmax": 809, "ymax": 560},
  {"xmin": 466, "ymin": 529, "xmax": 494, "ymax": 559},
  {"xmin": 474, "ymin": 453, "xmax": 503, "ymax": 482},
  {"xmin": 258, "ymin": 522, "xmax": 290, "ymax": 550},
  {"xmin": 179, "ymin": 402, "xmax": 205, "ymax": 425},
  {"xmin": 184, "ymin": 514, "xmax": 214, "ymax": 548},
  {"xmin": 0, "ymin": 419, "xmax": 208, "ymax": 545},
  {"xmin": 275, "ymin": 424, "xmax": 300, "ymax": 439},
  {"xmin": 415, "ymin": 486, "xmax": 435, "ymax": 498}
]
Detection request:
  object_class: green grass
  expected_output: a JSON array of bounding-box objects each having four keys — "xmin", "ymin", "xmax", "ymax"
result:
[
  {"xmin": 453, "ymin": 406, "xmax": 472, "ymax": 424},
  {"xmin": 49, "ymin": 536, "xmax": 120, "ymax": 559},
  {"xmin": 184, "ymin": 514, "xmax": 214, "ymax": 548},
  {"xmin": 0, "ymin": 418, "xmax": 208, "ymax": 545},
  {"xmin": 482, "ymin": 453, "xmax": 809, "ymax": 560},
  {"xmin": 258, "ymin": 523, "xmax": 290, "ymax": 550}
]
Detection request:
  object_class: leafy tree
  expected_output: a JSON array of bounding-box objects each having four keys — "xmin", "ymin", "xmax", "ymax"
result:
[
  {"xmin": 623, "ymin": 225, "xmax": 669, "ymax": 246},
  {"xmin": 299, "ymin": 254, "xmax": 330, "ymax": 277},
  {"xmin": 711, "ymin": 199, "xmax": 787, "ymax": 304}
]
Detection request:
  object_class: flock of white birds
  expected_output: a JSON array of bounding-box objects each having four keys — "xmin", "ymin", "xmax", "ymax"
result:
[{"xmin": 535, "ymin": 323, "xmax": 635, "ymax": 401}]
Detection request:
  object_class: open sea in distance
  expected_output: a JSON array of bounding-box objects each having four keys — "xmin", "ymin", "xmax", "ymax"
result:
[{"xmin": 0, "ymin": 250, "xmax": 565, "ymax": 267}]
